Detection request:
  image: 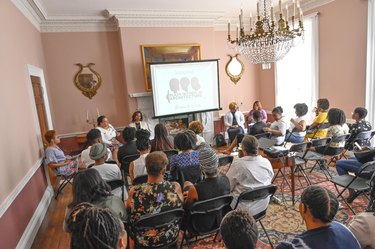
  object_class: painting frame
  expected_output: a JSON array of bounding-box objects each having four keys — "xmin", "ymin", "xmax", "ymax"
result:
[{"xmin": 141, "ymin": 43, "xmax": 201, "ymax": 91}]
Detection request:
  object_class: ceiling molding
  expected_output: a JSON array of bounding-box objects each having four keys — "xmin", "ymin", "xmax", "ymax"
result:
[
  {"xmin": 11, "ymin": 0, "xmax": 335, "ymax": 33},
  {"xmin": 106, "ymin": 9, "xmax": 224, "ymax": 28}
]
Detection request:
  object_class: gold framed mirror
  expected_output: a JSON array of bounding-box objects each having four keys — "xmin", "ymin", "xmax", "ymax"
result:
[
  {"xmin": 74, "ymin": 63, "xmax": 102, "ymax": 99},
  {"xmin": 225, "ymin": 54, "xmax": 245, "ymax": 84}
]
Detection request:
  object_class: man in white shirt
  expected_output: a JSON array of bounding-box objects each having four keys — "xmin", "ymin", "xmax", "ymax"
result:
[
  {"xmin": 226, "ymin": 135, "xmax": 274, "ymax": 216},
  {"xmin": 89, "ymin": 143, "xmax": 127, "ymax": 199},
  {"xmin": 80, "ymin": 129, "xmax": 113, "ymax": 168}
]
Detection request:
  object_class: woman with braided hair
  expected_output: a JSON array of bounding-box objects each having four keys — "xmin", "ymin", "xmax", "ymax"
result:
[
  {"xmin": 348, "ymin": 172, "xmax": 375, "ymax": 249},
  {"xmin": 276, "ymin": 185, "xmax": 360, "ymax": 249},
  {"xmin": 63, "ymin": 169, "xmax": 126, "ymax": 232},
  {"xmin": 66, "ymin": 202, "xmax": 126, "ymax": 249}
]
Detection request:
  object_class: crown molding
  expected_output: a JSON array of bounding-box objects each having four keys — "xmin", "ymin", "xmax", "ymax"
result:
[
  {"xmin": 12, "ymin": 0, "xmax": 334, "ymax": 33},
  {"xmin": 106, "ymin": 9, "xmax": 224, "ymax": 28}
]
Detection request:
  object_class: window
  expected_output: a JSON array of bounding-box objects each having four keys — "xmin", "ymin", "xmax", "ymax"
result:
[{"xmin": 275, "ymin": 14, "xmax": 319, "ymax": 121}]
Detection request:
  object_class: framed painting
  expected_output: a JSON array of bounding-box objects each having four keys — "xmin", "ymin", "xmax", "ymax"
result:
[{"xmin": 141, "ymin": 44, "xmax": 201, "ymax": 91}]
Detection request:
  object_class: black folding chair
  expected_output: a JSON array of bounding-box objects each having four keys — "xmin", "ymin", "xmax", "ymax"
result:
[
  {"xmin": 302, "ymin": 137, "xmax": 333, "ymax": 181},
  {"xmin": 218, "ymin": 155, "xmax": 234, "ymax": 170},
  {"xmin": 234, "ymin": 184, "xmax": 277, "ymax": 249},
  {"xmin": 172, "ymin": 164, "xmax": 202, "ymax": 187},
  {"xmin": 254, "ymin": 132, "xmax": 271, "ymax": 139},
  {"xmin": 163, "ymin": 150, "xmax": 179, "ymax": 170},
  {"xmin": 342, "ymin": 130, "xmax": 375, "ymax": 158},
  {"xmin": 289, "ymin": 142, "xmax": 312, "ymax": 186},
  {"xmin": 305, "ymin": 122, "xmax": 330, "ymax": 140},
  {"xmin": 121, "ymin": 154, "xmax": 140, "ymax": 191},
  {"xmin": 125, "ymin": 208, "xmax": 185, "ymax": 249},
  {"xmin": 106, "ymin": 179, "xmax": 125, "ymax": 201},
  {"xmin": 330, "ymin": 161, "xmax": 375, "ymax": 214},
  {"xmin": 53, "ymin": 171, "xmax": 77, "ymax": 199},
  {"xmin": 132, "ymin": 174, "xmax": 148, "ymax": 186},
  {"xmin": 180, "ymin": 195, "xmax": 233, "ymax": 249}
]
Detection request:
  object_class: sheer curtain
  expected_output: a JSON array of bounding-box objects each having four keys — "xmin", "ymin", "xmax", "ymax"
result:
[
  {"xmin": 275, "ymin": 13, "xmax": 319, "ymax": 122},
  {"xmin": 366, "ymin": 0, "xmax": 375, "ymax": 129}
]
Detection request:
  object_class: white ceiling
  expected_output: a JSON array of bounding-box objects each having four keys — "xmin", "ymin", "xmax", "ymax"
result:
[{"xmin": 13, "ymin": 0, "xmax": 334, "ymax": 32}]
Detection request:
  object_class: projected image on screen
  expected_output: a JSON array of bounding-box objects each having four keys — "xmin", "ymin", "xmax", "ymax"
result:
[{"xmin": 150, "ymin": 60, "xmax": 220, "ymax": 118}]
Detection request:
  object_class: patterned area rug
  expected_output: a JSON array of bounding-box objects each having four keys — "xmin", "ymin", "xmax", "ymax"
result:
[{"xmin": 182, "ymin": 165, "xmax": 368, "ymax": 249}]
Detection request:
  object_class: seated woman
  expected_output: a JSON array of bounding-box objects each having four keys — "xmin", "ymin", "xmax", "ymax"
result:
[
  {"xmin": 285, "ymin": 103, "xmax": 309, "ymax": 143},
  {"xmin": 348, "ymin": 173, "xmax": 375, "ymax": 249},
  {"xmin": 126, "ymin": 151, "xmax": 183, "ymax": 248},
  {"xmin": 44, "ymin": 130, "xmax": 78, "ymax": 175},
  {"xmin": 129, "ymin": 111, "xmax": 150, "ymax": 131},
  {"xmin": 169, "ymin": 130, "xmax": 200, "ymax": 177},
  {"xmin": 314, "ymin": 108, "xmax": 349, "ymax": 155},
  {"xmin": 263, "ymin": 106, "xmax": 289, "ymax": 146},
  {"xmin": 129, "ymin": 129, "xmax": 151, "ymax": 180},
  {"xmin": 150, "ymin": 123, "xmax": 174, "ymax": 152},
  {"xmin": 346, "ymin": 107, "xmax": 372, "ymax": 149},
  {"xmin": 305, "ymin": 98, "xmax": 330, "ymax": 140},
  {"xmin": 184, "ymin": 144, "xmax": 230, "ymax": 206},
  {"xmin": 224, "ymin": 102, "xmax": 245, "ymax": 143},
  {"xmin": 222, "ymin": 110, "xmax": 266, "ymax": 155},
  {"xmin": 63, "ymin": 168, "xmax": 127, "ymax": 232},
  {"xmin": 188, "ymin": 120, "xmax": 205, "ymax": 146},
  {"xmin": 117, "ymin": 127, "xmax": 138, "ymax": 164},
  {"xmin": 276, "ymin": 185, "xmax": 361, "ymax": 249},
  {"xmin": 66, "ymin": 203, "xmax": 126, "ymax": 249},
  {"xmin": 248, "ymin": 100, "xmax": 267, "ymax": 124},
  {"xmin": 96, "ymin": 115, "xmax": 120, "ymax": 147}
]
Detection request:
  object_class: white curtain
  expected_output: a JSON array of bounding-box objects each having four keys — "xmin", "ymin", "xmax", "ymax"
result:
[
  {"xmin": 275, "ymin": 13, "xmax": 319, "ymax": 122},
  {"xmin": 366, "ymin": 0, "xmax": 375, "ymax": 129}
]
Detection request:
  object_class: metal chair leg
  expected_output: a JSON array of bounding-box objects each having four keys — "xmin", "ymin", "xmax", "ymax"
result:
[{"xmin": 259, "ymin": 220, "xmax": 274, "ymax": 249}]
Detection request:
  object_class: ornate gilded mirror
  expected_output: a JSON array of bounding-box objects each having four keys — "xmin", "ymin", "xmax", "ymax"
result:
[
  {"xmin": 225, "ymin": 54, "xmax": 245, "ymax": 84},
  {"xmin": 74, "ymin": 63, "xmax": 102, "ymax": 99}
]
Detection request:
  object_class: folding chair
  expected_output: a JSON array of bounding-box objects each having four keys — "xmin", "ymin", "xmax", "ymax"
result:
[
  {"xmin": 53, "ymin": 171, "xmax": 77, "ymax": 199},
  {"xmin": 218, "ymin": 155, "xmax": 234, "ymax": 168},
  {"xmin": 125, "ymin": 208, "xmax": 185, "ymax": 249},
  {"xmin": 254, "ymin": 132, "xmax": 271, "ymax": 139},
  {"xmin": 305, "ymin": 122, "xmax": 330, "ymax": 141},
  {"xmin": 341, "ymin": 130, "xmax": 375, "ymax": 159},
  {"xmin": 172, "ymin": 164, "xmax": 202, "ymax": 187},
  {"xmin": 132, "ymin": 174, "xmax": 148, "ymax": 185},
  {"xmin": 302, "ymin": 138, "xmax": 333, "ymax": 181},
  {"xmin": 330, "ymin": 161, "xmax": 375, "ymax": 214},
  {"xmin": 121, "ymin": 154, "xmax": 140, "ymax": 191},
  {"xmin": 180, "ymin": 195, "xmax": 233, "ymax": 249},
  {"xmin": 289, "ymin": 142, "xmax": 312, "ymax": 186},
  {"xmin": 106, "ymin": 179, "xmax": 125, "ymax": 201},
  {"xmin": 234, "ymin": 184, "xmax": 278, "ymax": 249}
]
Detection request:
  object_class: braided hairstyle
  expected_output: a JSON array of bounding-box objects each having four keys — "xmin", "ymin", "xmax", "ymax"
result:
[
  {"xmin": 367, "ymin": 172, "xmax": 375, "ymax": 212},
  {"xmin": 69, "ymin": 169, "xmax": 112, "ymax": 208},
  {"xmin": 301, "ymin": 185, "xmax": 339, "ymax": 223},
  {"xmin": 135, "ymin": 129, "xmax": 151, "ymax": 151},
  {"xmin": 66, "ymin": 202, "xmax": 125, "ymax": 249}
]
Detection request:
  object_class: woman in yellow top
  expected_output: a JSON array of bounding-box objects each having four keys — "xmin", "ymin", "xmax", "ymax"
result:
[{"xmin": 305, "ymin": 98, "xmax": 330, "ymax": 140}]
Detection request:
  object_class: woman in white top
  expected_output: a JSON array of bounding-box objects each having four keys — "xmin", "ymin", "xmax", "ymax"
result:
[
  {"xmin": 263, "ymin": 106, "xmax": 289, "ymax": 146},
  {"xmin": 224, "ymin": 102, "xmax": 245, "ymax": 143},
  {"xmin": 129, "ymin": 129, "xmax": 151, "ymax": 180},
  {"xmin": 285, "ymin": 103, "xmax": 309, "ymax": 143},
  {"xmin": 129, "ymin": 111, "xmax": 150, "ymax": 131},
  {"xmin": 96, "ymin": 115, "xmax": 120, "ymax": 147}
]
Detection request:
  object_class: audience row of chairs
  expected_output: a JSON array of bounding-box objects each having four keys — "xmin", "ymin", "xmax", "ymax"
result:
[{"xmin": 123, "ymin": 184, "xmax": 277, "ymax": 249}]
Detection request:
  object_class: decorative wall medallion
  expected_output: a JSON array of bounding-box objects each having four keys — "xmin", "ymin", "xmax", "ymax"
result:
[{"xmin": 74, "ymin": 63, "xmax": 102, "ymax": 99}]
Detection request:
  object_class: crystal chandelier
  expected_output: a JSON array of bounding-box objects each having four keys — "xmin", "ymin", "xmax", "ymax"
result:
[{"xmin": 228, "ymin": 0, "xmax": 304, "ymax": 66}]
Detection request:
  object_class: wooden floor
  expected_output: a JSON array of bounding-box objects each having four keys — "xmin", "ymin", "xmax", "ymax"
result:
[{"xmin": 31, "ymin": 185, "xmax": 74, "ymax": 249}]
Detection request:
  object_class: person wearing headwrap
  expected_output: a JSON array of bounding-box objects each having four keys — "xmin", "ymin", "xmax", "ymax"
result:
[
  {"xmin": 90, "ymin": 143, "xmax": 126, "ymax": 199},
  {"xmin": 184, "ymin": 143, "xmax": 230, "ymax": 207}
]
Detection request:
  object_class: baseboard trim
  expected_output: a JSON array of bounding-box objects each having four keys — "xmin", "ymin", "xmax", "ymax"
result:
[{"xmin": 16, "ymin": 186, "xmax": 53, "ymax": 249}]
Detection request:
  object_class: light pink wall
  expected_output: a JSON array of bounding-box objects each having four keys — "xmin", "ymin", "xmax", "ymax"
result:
[
  {"xmin": 0, "ymin": 0, "xmax": 47, "ymax": 204},
  {"xmin": 41, "ymin": 32, "xmax": 128, "ymax": 134},
  {"xmin": 214, "ymin": 31, "xmax": 259, "ymax": 116},
  {"xmin": 258, "ymin": 0, "xmax": 368, "ymax": 116},
  {"xmin": 0, "ymin": 1, "xmax": 48, "ymax": 248},
  {"xmin": 119, "ymin": 27, "xmax": 259, "ymax": 120}
]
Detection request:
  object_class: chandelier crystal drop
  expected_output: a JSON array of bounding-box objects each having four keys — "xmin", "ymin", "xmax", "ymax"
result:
[{"xmin": 228, "ymin": 0, "xmax": 304, "ymax": 66}]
